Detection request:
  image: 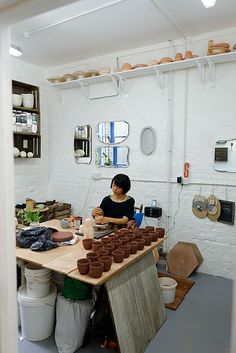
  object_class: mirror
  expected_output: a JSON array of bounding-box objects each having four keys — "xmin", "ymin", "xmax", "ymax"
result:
[
  {"xmin": 96, "ymin": 121, "xmax": 129, "ymax": 144},
  {"xmin": 74, "ymin": 125, "xmax": 92, "ymax": 164},
  {"xmin": 95, "ymin": 146, "xmax": 129, "ymax": 167},
  {"xmin": 140, "ymin": 126, "xmax": 156, "ymax": 155}
]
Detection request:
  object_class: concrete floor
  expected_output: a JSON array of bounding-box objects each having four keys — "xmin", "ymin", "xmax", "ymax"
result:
[{"xmin": 18, "ymin": 263, "xmax": 233, "ymax": 353}]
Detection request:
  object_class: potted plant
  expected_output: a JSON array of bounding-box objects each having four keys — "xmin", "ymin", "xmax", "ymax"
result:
[{"xmin": 17, "ymin": 209, "xmax": 42, "ymax": 228}]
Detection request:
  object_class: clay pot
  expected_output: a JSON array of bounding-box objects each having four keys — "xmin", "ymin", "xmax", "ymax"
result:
[
  {"xmin": 116, "ymin": 230, "xmax": 125, "ymax": 236},
  {"xmin": 155, "ymin": 228, "xmax": 165, "ymax": 237},
  {"xmin": 133, "ymin": 231, "xmax": 142, "ymax": 239},
  {"xmin": 149, "ymin": 231, "xmax": 159, "ymax": 242},
  {"xmin": 119, "ymin": 244, "xmax": 131, "ymax": 258},
  {"xmin": 99, "ymin": 255, "xmax": 112, "ymax": 272},
  {"xmin": 96, "ymin": 249, "xmax": 109, "ymax": 257},
  {"xmin": 142, "ymin": 234, "xmax": 152, "ymax": 246},
  {"xmin": 111, "ymin": 239, "xmax": 122, "ymax": 249},
  {"xmin": 82, "ymin": 238, "xmax": 93, "ymax": 250},
  {"xmin": 112, "ymin": 249, "xmax": 125, "ymax": 263},
  {"xmin": 89, "ymin": 261, "xmax": 104, "ymax": 278},
  {"xmin": 136, "ymin": 238, "xmax": 145, "ymax": 250},
  {"xmin": 104, "ymin": 243, "xmax": 115, "ymax": 255},
  {"xmin": 101, "ymin": 237, "xmax": 111, "ymax": 245},
  {"xmin": 127, "ymin": 233, "xmax": 135, "ymax": 242},
  {"xmin": 92, "ymin": 241, "xmax": 103, "ymax": 252},
  {"xmin": 145, "ymin": 226, "xmax": 155, "ymax": 231},
  {"xmin": 77, "ymin": 258, "xmax": 90, "ymax": 275},
  {"xmin": 121, "ymin": 237, "xmax": 129, "ymax": 245},
  {"xmin": 129, "ymin": 241, "xmax": 138, "ymax": 254},
  {"xmin": 86, "ymin": 252, "xmax": 99, "ymax": 262},
  {"xmin": 139, "ymin": 228, "xmax": 149, "ymax": 234}
]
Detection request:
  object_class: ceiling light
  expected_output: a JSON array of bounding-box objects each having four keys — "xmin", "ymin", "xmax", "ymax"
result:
[
  {"xmin": 200, "ymin": 0, "xmax": 216, "ymax": 8},
  {"xmin": 9, "ymin": 46, "xmax": 23, "ymax": 57}
]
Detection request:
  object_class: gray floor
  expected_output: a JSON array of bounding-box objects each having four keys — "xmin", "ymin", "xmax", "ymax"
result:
[{"xmin": 19, "ymin": 263, "xmax": 233, "ymax": 353}]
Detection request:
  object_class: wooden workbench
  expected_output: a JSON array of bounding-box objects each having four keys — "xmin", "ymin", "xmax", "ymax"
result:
[{"xmin": 16, "ymin": 219, "xmax": 167, "ymax": 353}]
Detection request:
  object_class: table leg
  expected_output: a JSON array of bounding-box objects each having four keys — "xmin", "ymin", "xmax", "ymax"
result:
[{"xmin": 105, "ymin": 252, "xmax": 166, "ymax": 353}]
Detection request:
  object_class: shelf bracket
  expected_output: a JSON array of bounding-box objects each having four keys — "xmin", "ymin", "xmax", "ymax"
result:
[
  {"xmin": 205, "ymin": 57, "xmax": 216, "ymax": 87},
  {"xmin": 78, "ymin": 81, "xmax": 89, "ymax": 100},
  {"xmin": 195, "ymin": 59, "xmax": 206, "ymax": 87},
  {"xmin": 153, "ymin": 67, "xmax": 164, "ymax": 92},
  {"xmin": 112, "ymin": 74, "xmax": 128, "ymax": 98}
]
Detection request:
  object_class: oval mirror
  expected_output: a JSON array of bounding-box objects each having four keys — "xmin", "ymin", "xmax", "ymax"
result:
[
  {"xmin": 96, "ymin": 121, "xmax": 129, "ymax": 144},
  {"xmin": 95, "ymin": 146, "xmax": 129, "ymax": 168},
  {"xmin": 140, "ymin": 127, "xmax": 156, "ymax": 155},
  {"xmin": 74, "ymin": 125, "xmax": 92, "ymax": 164}
]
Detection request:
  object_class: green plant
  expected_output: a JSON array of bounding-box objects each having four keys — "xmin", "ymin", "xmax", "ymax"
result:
[{"xmin": 17, "ymin": 209, "xmax": 42, "ymax": 225}]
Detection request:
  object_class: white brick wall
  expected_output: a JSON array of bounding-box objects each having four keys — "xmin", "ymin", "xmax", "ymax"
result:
[{"xmin": 13, "ymin": 28, "xmax": 236, "ymax": 279}]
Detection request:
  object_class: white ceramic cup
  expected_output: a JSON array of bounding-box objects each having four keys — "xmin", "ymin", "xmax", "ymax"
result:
[{"xmin": 22, "ymin": 94, "xmax": 34, "ymax": 108}]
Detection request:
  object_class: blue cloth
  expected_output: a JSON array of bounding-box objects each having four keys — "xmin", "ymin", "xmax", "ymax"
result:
[{"xmin": 133, "ymin": 213, "xmax": 144, "ymax": 227}]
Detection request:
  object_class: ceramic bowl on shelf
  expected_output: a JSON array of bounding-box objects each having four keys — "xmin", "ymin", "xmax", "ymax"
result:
[
  {"xmin": 47, "ymin": 76, "xmax": 62, "ymax": 84},
  {"xmin": 72, "ymin": 71, "xmax": 85, "ymax": 79},
  {"xmin": 12, "ymin": 94, "xmax": 22, "ymax": 106},
  {"xmin": 62, "ymin": 74, "xmax": 76, "ymax": 82}
]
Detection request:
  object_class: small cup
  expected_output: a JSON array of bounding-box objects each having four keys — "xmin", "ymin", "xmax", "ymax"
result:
[
  {"xmin": 112, "ymin": 249, "xmax": 125, "ymax": 263},
  {"xmin": 136, "ymin": 238, "xmax": 145, "ymax": 250},
  {"xmin": 129, "ymin": 241, "xmax": 138, "ymax": 254},
  {"xmin": 77, "ymin": 258, "xmax": 90, "ymax": 275},
  {"xmin": 86, "ymin": 252, "xmax": 99, "ymax": 262},
  {"xmin": 92, "ymin": 241, "xmax": 103, "ymax": 252},
  {"xmin": 82, "ymin": 238, "xmax": 93, "ymax": 250},
  {"xmin": 99, "ymin": 255, "xmax": 112, "ymax": 272},
  {"xmin": 60, "ymin": 219, "xmax": 69, "ymax": 229},
  {"xmin": 119, "ymin": 244, "xmax": 131, "ymax": 258},
  {"xmin": 89, "ymin": 261, "xmax": 104, "ymax": 278}
]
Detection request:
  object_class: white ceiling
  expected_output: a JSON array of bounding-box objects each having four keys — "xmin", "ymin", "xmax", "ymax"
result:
[{"xmin": 11, "ymin": 0, "xmax": 236, "ymax": 68}]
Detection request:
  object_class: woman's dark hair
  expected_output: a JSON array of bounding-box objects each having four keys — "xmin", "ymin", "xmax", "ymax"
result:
[{"xmin": 110, "ymin": 174, "xmax": 131, "ymax": 194}]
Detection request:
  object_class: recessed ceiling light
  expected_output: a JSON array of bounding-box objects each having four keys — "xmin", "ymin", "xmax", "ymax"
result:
[
  {"xmin": 200, "ymin": 0, "xmax": 216, "ymax": 8},
  {"xmin": 9, "ymin": 46, "xmax": 23, "ymax": 57}
]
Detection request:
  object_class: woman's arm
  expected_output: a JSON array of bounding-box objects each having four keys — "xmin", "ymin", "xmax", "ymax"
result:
[{"xmin": 96, "ymin": 215, "xmax": 128, "ymax": 226}]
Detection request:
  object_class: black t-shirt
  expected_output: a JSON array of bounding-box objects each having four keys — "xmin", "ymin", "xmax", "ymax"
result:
[{"xmin": 100, "ymin": 195, "xmax": 135, "ymax": 221}]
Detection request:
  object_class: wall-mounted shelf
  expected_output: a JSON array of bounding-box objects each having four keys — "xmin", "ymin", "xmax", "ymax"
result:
[
  {"xmin": 48, "ymin": 52, "xmax": 236, "ymax": 93},
  {"xmin": 12, "ymin": 80, "xmax": 41, "ymax": 158}
]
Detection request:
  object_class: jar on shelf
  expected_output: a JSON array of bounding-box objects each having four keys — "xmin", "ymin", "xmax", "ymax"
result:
[
  {"xmin": 32, "ymin": 113, "xmax": 37, "ymax": 134},
  {"xmin": 26, "ymin": 112, "xmax": 32, "ymax": 133},
  {"xmin": 21, "ymin": 113, "xmax": 28, "ymax": 133},
  {"xmin": 16, "ymin": 112, "xmax": 22, "ymax": 132}
]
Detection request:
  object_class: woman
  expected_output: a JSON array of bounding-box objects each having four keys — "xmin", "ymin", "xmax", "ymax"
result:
[{"xmin": 92, "ymin": 174, "xmax": 135, "ymax": 229}]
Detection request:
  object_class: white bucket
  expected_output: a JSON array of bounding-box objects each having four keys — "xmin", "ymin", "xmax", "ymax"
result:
[
  {"xmin": 24, "ymin": 263, "xmax": 52, "ymax": 298},
  {"xmin": 18, "ymin": 284, "xmax": 57, "ymax": 341},
  {"xmin": 159, "ymin": 277, "xmax": 177, "ymax": 304}
]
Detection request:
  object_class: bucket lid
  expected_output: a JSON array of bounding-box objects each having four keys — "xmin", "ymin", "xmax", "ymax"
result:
[{"xmin": 18, "ymin": 284, "xmax": 57, "ymax": 306}]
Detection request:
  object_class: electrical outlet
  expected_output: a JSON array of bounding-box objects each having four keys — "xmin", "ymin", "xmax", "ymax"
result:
[{"xmin": 177, "ymin": 176, "xmax": 183, "ymax": 184}]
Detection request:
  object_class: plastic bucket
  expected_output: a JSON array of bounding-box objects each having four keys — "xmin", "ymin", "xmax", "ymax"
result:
[
  {"xmin": 159, "ymin": 277, "xmax": 177, "ymax": 304},
  {"xmin": 18, "ymin": 284, "xmax": 57, "ymax": 341},
  {"xmin": 24, "ymin": 263, "xmax": 52, "ymax": 298}
]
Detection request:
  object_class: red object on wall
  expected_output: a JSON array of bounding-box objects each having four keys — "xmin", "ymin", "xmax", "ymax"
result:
[{"xmin": 184, "ymin": 162, "xmax": 190, "ymax": 178}]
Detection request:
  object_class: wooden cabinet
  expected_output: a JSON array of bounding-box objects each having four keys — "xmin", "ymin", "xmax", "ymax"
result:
[{"xmin": 12, "ymin": 80, "xmax": 41, "ymax": 158}]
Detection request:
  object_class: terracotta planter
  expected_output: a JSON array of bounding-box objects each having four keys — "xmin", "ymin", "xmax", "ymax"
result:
[
  {"xmin": 121, "ymin": 237, "xmax": 129, "ymax": 245},
  {"xmin": 101, "ymin": 237, "xmax": 111, "ymax": 245},
  {"xmin": 111, "ymin": 239, "xmax": 122, "ymax": 249},
  {"xmin": 119, "ymin": 244, "xmax": 131, "ymax": 258},
  {"xmin": 155, "ymin": 227, "xmax": 165, "ymax": 238},
  {"xmin": 149, "ymin": 231, "xmax": 159, "ymax": 242},
  {"xmin": 136, "ymin": 238, "xmax": 145, "ymax": 250},
  {"xmin": 116, "ymin": 230, "xmax": 125, "ymax": 236},
  {"xmin": 129, "ymin": 241, "xmax": 138, "ymax": 254},
  {"xmin": 92, "ymin": 240, "xmax": 103, "ymax": 252},
  {"xmin": 89, "ymin": 261, "xmax": 104, "ymax": 278},
  {"xmin": 82, "ymin": 238, "xmax": 93, "ymax": 250},
  {"xmin": 112, "ymin": 249, "xmax": 125, "ymax": 263},
  {"xmin": 77, "ymin": 258, "xmax": 90, "ymax": 275},
  {"xmin": 127, "ymin": 233, "xmax": 135, "ymax": 242},
  {"xmin": 108, "ymin": 234, "xmax": 118, "ymax": 240},
  {"xmin": 96, "ymin": 249, "xmax": 109, "ymax": 257},
  {"xmin": 142, "ymin": 234, "xmax": 152, "ymax": 246},
  {"xmin": 139, "ymin": 228, "xmax": 149, "ymax": 234},
  {"xmin": 104, "ymin": 243, "xmax": 115, "ymax": 255},
  {"xmin": 86, "ymin": 252, "xmax": 99, "ymax": 262},
  {"xmin": 145, "ymin": 226, "xmax": 155, "ymax": 231},
  {"xmin": 134, "ymin": 231, "xmax": 142, "ymax": 239},
  {"xmin": 99, "ymin": 255, "xmax": 112, "ymax": 272}
]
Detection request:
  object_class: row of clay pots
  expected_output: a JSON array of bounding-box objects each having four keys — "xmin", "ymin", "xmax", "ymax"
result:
[{"xmin": 77, "ymin": 255, "xmax": 113, "ymax": 278}]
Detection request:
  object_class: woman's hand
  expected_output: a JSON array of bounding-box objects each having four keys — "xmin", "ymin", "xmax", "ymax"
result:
[
  {"xmin": 92, "ymin": 207, "xmax": 104, "ymax": 218},
  {"xmin": 95, "ymin": 216, "xmax": 109, "ymax": 224}
]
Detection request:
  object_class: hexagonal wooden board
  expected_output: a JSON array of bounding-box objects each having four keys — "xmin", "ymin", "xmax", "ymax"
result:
[{"xmin": 167, "ymin": 242, "xmax": 202, "ymax": 277}]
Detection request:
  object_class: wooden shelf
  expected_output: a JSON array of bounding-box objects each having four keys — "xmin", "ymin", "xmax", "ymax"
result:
[{"xmin": 12, "ymin": 80, "xmax": 41, "ymax": 159}]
